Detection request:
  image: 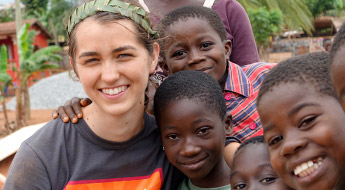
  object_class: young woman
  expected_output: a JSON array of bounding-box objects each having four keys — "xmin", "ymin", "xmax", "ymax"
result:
[{"xmin": 4, "ymin": 1, "xmax": 182, "ymax": 189}]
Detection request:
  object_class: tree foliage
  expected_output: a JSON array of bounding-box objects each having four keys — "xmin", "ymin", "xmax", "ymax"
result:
[
  {"xmin": 238, "ymin": 0, "xmax": 313, "ymax": 34},
  {"xmin": 0, "ymin": 7, "xmax": 15, "ymax": 22},
  {"xmin": 20, "ymin": 0, "xmax": 48, "ymax": 16},
  {"xmin": 15, "ymin": 23, "xmax": 61, "ymax": 126},
  {"xmin": 248, "ymin": 7, "xmax": 282, "ymax": 47},
  {"xmin": 0, "ymin": 45, "xmax": 12, "ymax": 133},
  {"xmin": 306, "ymin": 0, "xmax": 343, "ymax": 18}
]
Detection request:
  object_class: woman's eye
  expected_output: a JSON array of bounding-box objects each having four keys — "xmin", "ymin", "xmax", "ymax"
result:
[
  {"xmin": 167, "ymin": 134, "xmax": 178, "ymax": 140},
  {"xmin": 260, "ymin": 177, "xmax": 276, "ymax": 183},
  {"xmin": 85, "ymin": 58, "xmax": 99, "ymax": 64},
  {"xmin": 197, "ymin": 127, "xmax": 210, "ymax": 135},
  {"xmin": 118, "ymin": 54, "xmax": 133, "ymax": 59},
  {"xmin": 298, "ymin": 115, "xmax": 317, "ymax": 128},
  {"xmin": 201, "ymin": 42, "xmax": 213, "ymax": 49},
  {"xmin": 233, "ymin": 184, "xmax": 246, "ymax": 189},
  {"xmin": 268, "ymin": 136, "xmax": 283, "ymax": 146},
  {"xmin": 172, "ymin": 50, "xmax": 186, "ymax": 58}
]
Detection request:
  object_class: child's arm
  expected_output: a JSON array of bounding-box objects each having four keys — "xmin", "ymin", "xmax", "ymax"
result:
[{"xmin": 224, "ymin": 142, "xmax": 241, "ymax": 167}]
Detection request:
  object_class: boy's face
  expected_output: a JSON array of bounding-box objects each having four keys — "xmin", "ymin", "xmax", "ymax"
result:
[
  {"xmin": 158, "ymin": 99, "xmax": 231, "ymax": 186},
  {"xmin": 330, "ymin": 46, "xmax": 345, "ymax": 111},
  {"xmin": 163, "ymin": 18, "xmax": 231, "ymax": 83},
  {"xmin": 258, "ymin": 82, "xmax": 345, "ymax": 190},
  {"xmin": 230, "ymin": 143, "xmax": 292, "ymax": 190}
]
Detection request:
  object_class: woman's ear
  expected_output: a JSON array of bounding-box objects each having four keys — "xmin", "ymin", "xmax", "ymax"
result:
[
  {"xmin": 224, "ymin": 112, "xmax": 233, "ymax": 135},
  {"xmin": 224, "ymin": 40, "xmax": 232, "ymax": 60},
  {"xmin": 149, "ymin": 42, "xmax": 160, "ymax": 74},
  {"xmin": 69, "ymin": 57, "xmax": 79, "ymax": 79}
]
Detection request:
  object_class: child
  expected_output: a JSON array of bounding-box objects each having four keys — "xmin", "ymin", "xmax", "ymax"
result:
[
  {"xmin": 54, "ymin": 6, "xmax": 275, "ymax": 164},
  {"xmin": 154, "ymin": 70, "xmax": 232, "ymax": 189},
  {"xmin": 4, "ymin": 1, "xmax": 182, "ymax": 189},
  {"xmin": 230, "ymin": 136, "xmax": 292, "ymax": 190},
  {"xmin": 329, "ymin": 22, "xmax": 345, "ymax": 112},
  {"xmin": 137, "ymin": 0, "xmax": 259, "ymax": 66},
  {"xmin": 156, "ymin": 5, "xmax": 275, "ymax": 163},
  {"xmin": 257, "ymin": 51, "xmax": 345, "ymax": 190}
]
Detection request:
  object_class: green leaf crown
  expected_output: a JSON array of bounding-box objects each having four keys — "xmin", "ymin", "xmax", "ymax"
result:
[{"xmin": 66, "ymin": 0, "xmax": 158, "ymax": 38}]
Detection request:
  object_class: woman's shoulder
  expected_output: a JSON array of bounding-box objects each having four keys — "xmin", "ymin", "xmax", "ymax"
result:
[{"xmin": 24, "ymin": 119, "xmax": 82, "ymax": 149}]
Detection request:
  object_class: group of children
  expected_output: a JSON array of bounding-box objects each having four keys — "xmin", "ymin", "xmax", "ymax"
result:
[{"xmin": 5, "ymin": 0, "xmax": 345, "ymax": 189}]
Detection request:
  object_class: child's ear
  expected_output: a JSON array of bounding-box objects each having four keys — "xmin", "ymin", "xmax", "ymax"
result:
[
  {"xmin": 224, "ymin": 112, "xmax": 233, "ymax": 135},
  {"xmin": 224, "ymin": 40, "xmax": 232, "ymax": 59},
  {"xmin": 149, "ymin": 42, "xmax": 160, "ymax": 74}
]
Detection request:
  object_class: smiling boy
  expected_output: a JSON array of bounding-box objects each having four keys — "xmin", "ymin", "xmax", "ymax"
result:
[{"xmin": 257, "ymin": 52, "xmax": 345, "ymax": 190}]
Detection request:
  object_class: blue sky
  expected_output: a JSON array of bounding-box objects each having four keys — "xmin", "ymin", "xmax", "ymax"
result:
[{"xmin": 1, "ymin": 0, "xmax": 15, "ymax": 5}]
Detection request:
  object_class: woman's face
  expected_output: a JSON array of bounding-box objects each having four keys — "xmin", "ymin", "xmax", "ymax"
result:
[{"xmin": 72, "ymin": 18, "xmax": 158, "ymax": 116}]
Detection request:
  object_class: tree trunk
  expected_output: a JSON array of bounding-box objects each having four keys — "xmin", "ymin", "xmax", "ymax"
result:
[
  {"xmin": 0, "ymin": 91, "xmax": 10, "ymax": 134},
  {"xmin": 23, "ymin": 81, "xmax": 30, "ymax": 119},
  {"xmin": 48, "ymin": 18, "xmax": 59, "ymax": 46},
  {"xmin": 15, "ymin": 76, "xmax": 27, "ymax": 129}
]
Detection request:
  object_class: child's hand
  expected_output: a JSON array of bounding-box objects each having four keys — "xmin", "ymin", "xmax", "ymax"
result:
[{"xmin": 51, "ymin": 97, "xmax": 92, "ymax": 123}]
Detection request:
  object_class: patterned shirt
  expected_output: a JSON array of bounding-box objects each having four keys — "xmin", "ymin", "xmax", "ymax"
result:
[{"xmin": 224, "ymin": 62, "xmax": 275, "ymax": 142}]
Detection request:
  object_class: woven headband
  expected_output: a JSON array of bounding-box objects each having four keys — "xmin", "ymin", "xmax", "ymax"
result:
[{"xmin": 66, "ymin": 0, "xmax": 158, "ymax": 37}]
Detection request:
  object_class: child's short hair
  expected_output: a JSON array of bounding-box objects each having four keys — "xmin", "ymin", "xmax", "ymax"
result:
[
  {"xmin": 154, "ymin": 70, "xmax": 226, "ymax": 123},
  {"xmin": 330, "ymin": 22, "xmax": 345, "ymax": 64},
  {"xmin": 156, "ymin": 5, "xmax": 227, "ymax": 58},
  {"xmin": 257, "ymin": 52, "xmax": 337, "ymax": 107},
  {"xmin": 235, "ymin": 136, "xmax": 265, "ymax": 155}
]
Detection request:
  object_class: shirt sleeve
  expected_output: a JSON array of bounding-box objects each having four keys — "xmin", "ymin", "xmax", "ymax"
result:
[
  {"xmin": 3, "ymin": 142, "xmax": 51, "ymax": 190},
  {"xmin": 213, "ymin": 0, "xmax": 260, "ymax": 66}
]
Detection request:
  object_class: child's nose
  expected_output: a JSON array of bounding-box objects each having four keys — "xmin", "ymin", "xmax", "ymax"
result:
[
  {"xmin": 187, "ymin": 49, "xmax": 205, "ymax": 66},
  {"xmin": 280, "ymin": 135, "xmax": 307, "ymax": 157},
  {"xmin": 179, "ymin": 138, "xmax": 201, "ymax": 157},
  {"xmin": 101, "ymin": 61, "xmax": 120, "ymax": 83}
]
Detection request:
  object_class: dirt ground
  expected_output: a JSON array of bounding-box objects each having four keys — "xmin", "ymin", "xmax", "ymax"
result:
[{"xmin": 0, "ymin": 97, "xmax": 54, "ymax": 138}]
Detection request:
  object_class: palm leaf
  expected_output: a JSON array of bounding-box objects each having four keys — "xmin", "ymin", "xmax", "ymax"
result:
[
  {"xmin": 0, "ymin": 45, "xmax": 8, "ymax": 73},
  {"xmin": 238, "ymin": 0, "xmax": 313, "ymax": 34},
  {"xmin": 28, "ymin": 46, "xmax": 62, "ymax": 63}
]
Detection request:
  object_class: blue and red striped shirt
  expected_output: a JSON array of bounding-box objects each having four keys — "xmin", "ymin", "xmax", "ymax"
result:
[{"xmin": 224, "ymin": 62, "xmax": 275, "ymax": 142}]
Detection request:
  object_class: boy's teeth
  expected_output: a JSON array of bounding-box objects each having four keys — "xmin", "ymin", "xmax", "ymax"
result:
[
  {"xmin": 102, "ymin": 86, "xmax": 127, "ymax": 95},
  {"xmin": 293, "ymin": 157, "xmax": 323, "ymax": 177}
]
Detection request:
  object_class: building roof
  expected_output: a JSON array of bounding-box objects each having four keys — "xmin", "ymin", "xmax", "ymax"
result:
[{"xmin": 0, "ymin": 19, "xmax": 52, "ymax": 39}]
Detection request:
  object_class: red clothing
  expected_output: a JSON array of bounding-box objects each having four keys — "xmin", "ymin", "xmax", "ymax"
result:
[{"xmin": 224, "ymin": 62, "xmax": 275, "ymax": 141}]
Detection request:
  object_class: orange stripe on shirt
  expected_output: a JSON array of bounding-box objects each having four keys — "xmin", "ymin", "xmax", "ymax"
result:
[{"xmin": 64, "ymin": 168, "xmax": 162, "ymax": 190}]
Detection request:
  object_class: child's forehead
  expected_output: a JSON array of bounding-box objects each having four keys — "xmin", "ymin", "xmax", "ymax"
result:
[{"xmin": 234, "ymin": 143, "xmax": 270, "ymax": 167}]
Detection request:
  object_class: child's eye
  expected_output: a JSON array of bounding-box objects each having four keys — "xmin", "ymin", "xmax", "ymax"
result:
[
  {"xmin": 298, "ymin": 115, "xmax": 317, "ymax": 129},
  {"xmin": 197, "ymin": 127, "xmax": 210, "ymax": 135},
  {"xmin": 167, "ymin": 134, "xmax": 179, "ymax": 140},
  {"xmin": 260, "ymin": 177, "xmax": 276, "ymax": 183},
  {"xmin": 268, "ymin": 136, "xmax": 283, "ymax": 146},
  {"xmin": 233, "ymin": 183, "xmax": 246, "ymax": 189},
  {"xmin": 172, "ymin": 50, "xmax": 186, "ymax": 58},
  {"xmin": 200, "ymin": 42, "xmax": 213, "ymax": 49}
]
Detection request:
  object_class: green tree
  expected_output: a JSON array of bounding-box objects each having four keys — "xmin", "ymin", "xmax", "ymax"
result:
[
  {"xmin": 0, "ymin": 7, "xmax": 15, "ymax": 22},
  {"xmin": 20, "ymin": 0, "xmax": 48, "ymax": 16},
  {"xmin": 306, "ymin": 0, "xmax": 343, "ymax": 18},
  {"xmin": 248, "ymin": 7, "xmax": 282, "ymax": 60},
  {"xmin": 15, "ymin": 23, "xmax": 62, "ymax": 126},
  {"xmin": 26, "ymin": 0, "xmax": 73, "ymax": 45},
  {"xmin": 0, "ymin": 45, "xmax": 12, "ymax": 134},
  {"xmin": 238, "ymin": 0, "xmax": 313, "ymax": 34}
]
